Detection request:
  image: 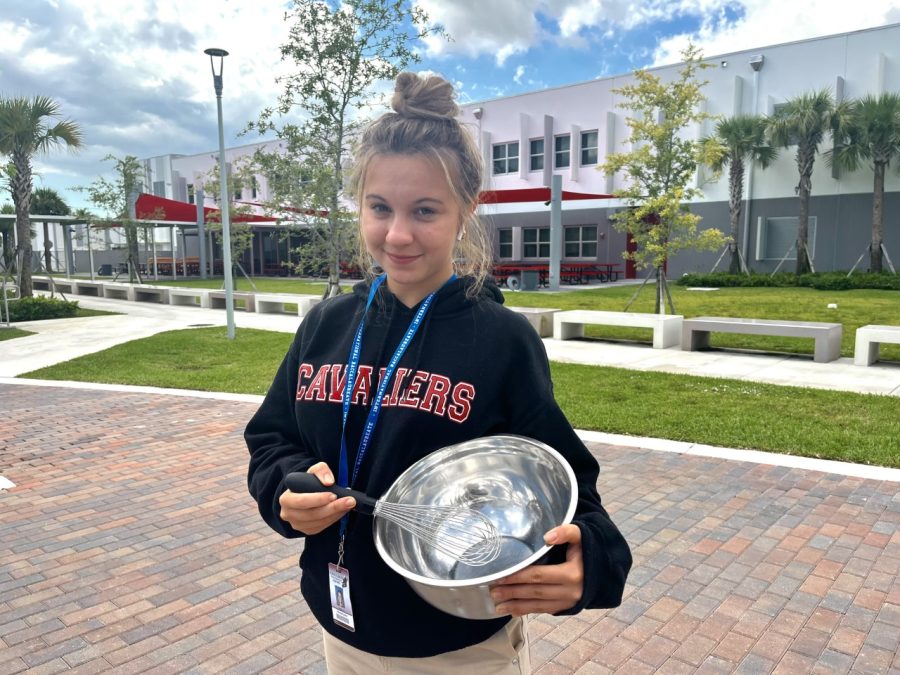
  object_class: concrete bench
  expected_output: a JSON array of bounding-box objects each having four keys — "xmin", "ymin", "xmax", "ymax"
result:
[
  {"xmin": 133, "ymin": 285, "xmax": 170, "ymax": 304},
  {"xmin": 553, "ymin": 310, "xmax": 683, "ymax": 349},
  {"xmin": 168, "ymin": 288, "xmax": 212, "ymax": 309},
  {"xmin": 102, "ymin": 282, "xmax": 135, "ymax": 301},
  {"xmin": 683, "ymin": 317, "xmax": 842, "ymax": 363},
  {"xmin": 255, "ymin": 293, "xmax": 321, "ymax": 317},
  {"xmin": 31, "ymin": 276, "xmax": 52, "ymax": 292},
  {"xmin": 854, "ymin": 324, "xmax": 900, "ymax": 366},
  {"xmin": 74, "ymin": 280, "xmax": 104, "ymax": 297},
  {"xmin": 509, "ymin": 306, "xmax": 560, "ymax": 338},
  {"xmin": 209, "ymin": 290, "xmax": 256, "ymax": 312}
]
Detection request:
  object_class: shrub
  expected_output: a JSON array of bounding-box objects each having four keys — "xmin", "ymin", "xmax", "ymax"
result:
[
  {"xmin": 677, "ymin": 271, "xmax": 900, "ymax": 290},
  {"xmin": 6, "ymin": 296, "xmax": 80, "ymax": 321}
]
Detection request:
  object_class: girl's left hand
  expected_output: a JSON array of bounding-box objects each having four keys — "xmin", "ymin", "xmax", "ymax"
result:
[{"xmin": 489, "ymin": 523, "xmax": 584, "ymax": 617}]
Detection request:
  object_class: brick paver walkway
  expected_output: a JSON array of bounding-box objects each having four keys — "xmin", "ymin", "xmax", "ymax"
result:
[{"xmin": 1, "ymin": 383, "xmax": 898, "ymax": 674}]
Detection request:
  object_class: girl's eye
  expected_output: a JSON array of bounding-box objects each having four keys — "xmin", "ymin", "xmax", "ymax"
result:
[
  {"xmin": 370, "ymin": 203, "xmax": 390, "ymax": 214},
  {"xmin": 416, "ymin": 207, "xmax": 436, "ymax": 217}
]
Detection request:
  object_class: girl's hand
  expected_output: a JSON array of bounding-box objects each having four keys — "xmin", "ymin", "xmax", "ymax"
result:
[
  {"xmin": 279, "ymin": 462, "xmax": 355, "ymax": 535},
  {"xmin": 489, "ymin": 524, "xmax": 584, "ymax": 617}
]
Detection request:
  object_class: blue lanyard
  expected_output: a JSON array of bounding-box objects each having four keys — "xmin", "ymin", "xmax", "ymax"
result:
[{"xmin": 337, "ymin": 273, "xmax": 454, "ymax": 536}]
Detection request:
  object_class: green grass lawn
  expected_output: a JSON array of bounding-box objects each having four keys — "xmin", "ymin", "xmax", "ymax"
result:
[
  {"xmin": 0, "ymin": 327, "xmax": 34, "ymax": 341},
  {"xmin": 23, "ymin": 326, "xmax": 900, "ymax": 468},
  {"xmin": 151, "ymin": 276, "xmax": 335, "ymax": 295}
]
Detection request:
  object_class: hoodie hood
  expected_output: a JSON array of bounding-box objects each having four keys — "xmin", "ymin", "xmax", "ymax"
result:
[{"xmin": 351, "ymin": 275, "xmax": 504, "ymax": 317}]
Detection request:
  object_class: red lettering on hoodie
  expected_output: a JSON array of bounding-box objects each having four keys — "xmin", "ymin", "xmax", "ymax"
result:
[
  {"xmin": 295, "ymin": 363, "xmax": 315, "ymax": 400},
  {"xmin": 447, "ymin": 382, "xmax": 475, "ymax": 423},
  {"xmin": 398, "ymin": 370, "xmax": 429, "ymax": 409},
  {"xmin": 351, "ymin": 365, "xmax": 373, "ymax": 405},
  {"xmin": 328, "ymin": 364, "xmax": 346, "ymax": 403},
  {"xmin": 305, "ymin": 364, "xmax": 330, "ymax": 402},
  {"xmin": 388, "ymin": 368, "xmax": 410, "ymax": 406},
  {"xmin": 419, "ymin": 374, "xmax": 451, "ymax": 416}
]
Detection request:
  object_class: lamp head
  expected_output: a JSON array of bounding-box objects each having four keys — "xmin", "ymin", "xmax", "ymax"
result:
[
  {"xmin": 749, "ymin": 54, "xmax": 764, "ymax": 72},
  {"xmin": 204, "ymin": 48, "xmax": 229, "ymax": 58}
]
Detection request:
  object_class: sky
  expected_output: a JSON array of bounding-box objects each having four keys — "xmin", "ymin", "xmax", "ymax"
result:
[{"xmin": 3, "ymin": 0, "xmax": 900, "ymax": 213}]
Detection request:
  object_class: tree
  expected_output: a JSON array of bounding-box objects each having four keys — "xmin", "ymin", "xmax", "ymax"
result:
[
  {"xmin": 601, "ymin": 43, "xmax": 725, "ymax": 313},
  {"xmin": 767, "ymin": 89, "xmax": 853, "ymax": 275},
  {"xmin": 78, "ymin": 155, "xmax": 146, "ymax": 283},
  {"xmin": 248, "ymin": 0, "xmax": 446, "ymax": 298},
  {"xmin": 199, "ymin": 157, "xmax": 256, "ymax": 287},
  {"xmin": 702, "ymin": 115, "xmax": 776, "ymax": 273},
  {"xmin": 830, "ymin": 92, "xmax": 900, "ymax": 273},
  {"xmin": 0, "ymin": 203, "xmax": 13, "ymax": 270},
  {"xmin": 30, "ymin": 186, "xmax": 71, "ymax": 272},
  {"xmin": 0, "ymin": 95, "xmax": 83, "ymax": 297}
]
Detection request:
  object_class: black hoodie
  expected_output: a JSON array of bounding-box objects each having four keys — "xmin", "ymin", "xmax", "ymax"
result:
[{"xmin": 245, "ymin": 276, "xmax": 631, "ymax": 658}]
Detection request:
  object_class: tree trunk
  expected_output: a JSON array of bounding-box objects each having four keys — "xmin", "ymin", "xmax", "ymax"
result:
[
  {"xmin": 654, "ymin": 266, "xmax": 663, "ymax": 314},
  {"xmin": 11, "ymin": 150, "xmax": 34, "ymax": 297},
  {"xmin": 795, "ymin": 145, "xmax": 815, "ymax": 275},
  {"xmin": 728, "ymin": 157, "xmax": 745, "ymax": 274},
  {"xmin": 870, "ymin": 160, "xmax": 885, "ymax": 273},
  {"xmin": 43, "ymin": 222, "xmax": 53, "ymax": 272}
]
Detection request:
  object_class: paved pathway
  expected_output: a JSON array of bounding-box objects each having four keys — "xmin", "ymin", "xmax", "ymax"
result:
[{"xmin": 2, "ymin": 384, "xmax": 898, "ymax": 674}]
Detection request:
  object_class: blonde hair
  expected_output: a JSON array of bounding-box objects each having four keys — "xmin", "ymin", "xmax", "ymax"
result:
[{"xmin": 348, "ymin": 72, "xmax": 491, "ymax": 296}]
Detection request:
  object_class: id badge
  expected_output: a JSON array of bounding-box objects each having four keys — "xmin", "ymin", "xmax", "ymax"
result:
[{"xmin": 328, "ymin": 563, "xmax": 355, "ymax": 631}]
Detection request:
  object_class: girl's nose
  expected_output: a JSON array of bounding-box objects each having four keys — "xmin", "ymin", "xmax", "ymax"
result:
[{"xmin": 384, "ymin": 215, "xmax": 414, "ymax": 244}]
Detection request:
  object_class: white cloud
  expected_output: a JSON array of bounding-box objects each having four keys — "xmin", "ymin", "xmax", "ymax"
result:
[
  {"xmin": 513, "ymin": 65, "xmax": 526, "ymax": 84},
  {"xmin": 651, "ymin": 0, "xmax": 900, "ymax": 65}
]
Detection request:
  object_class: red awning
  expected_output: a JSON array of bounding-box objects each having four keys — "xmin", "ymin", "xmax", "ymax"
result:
[
  {"xmin": 135, "ymin": 193, "xmax": 274, "ymax": 224},
  {"xmin": 478, "ymin": 188, "xmax": 614, "ymax": 204}
]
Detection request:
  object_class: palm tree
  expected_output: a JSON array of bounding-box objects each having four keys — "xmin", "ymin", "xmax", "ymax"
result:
[
  {"xmin": 767, "ymin": 89, "xmax": 853, "ymax": 274},
  {"xmin": 0, "ymin": 96, "xmax": 83, "ymax": 297},
  {"xmin": 830, "ymin": 93, "xmax": 900, "ymax": 273},
  {"xmin": 703, "ymin": 115, "xmax": 776, "ymax": 273}
]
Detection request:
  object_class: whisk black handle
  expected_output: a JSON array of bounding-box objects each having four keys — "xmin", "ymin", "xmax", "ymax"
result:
[{"xmin": 284, "ymin": 472, "xmax": 377, "ymax": 515}]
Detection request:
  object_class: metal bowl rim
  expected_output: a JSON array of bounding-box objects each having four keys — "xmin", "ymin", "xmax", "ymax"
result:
[{"xmin": 373, "ymin": 434, "xmax": 578, "ymax": 588}]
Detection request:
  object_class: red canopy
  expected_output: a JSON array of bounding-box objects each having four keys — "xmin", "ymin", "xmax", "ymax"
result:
[
  {"xmin": 478, "ymin": 188, "xmax": 614, "ymax": 204},
  {"xmin": 131, "ymin": 187, "xmax": 613, "ymax": 225},
  {"xmin": 135, "ymin": 193, "xmax": 274, "ymax": 224}
]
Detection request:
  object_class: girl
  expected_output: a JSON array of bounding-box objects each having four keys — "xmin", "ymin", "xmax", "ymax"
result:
[{"xmin": 246, "ymin": 72, "xmax": 631, "ymax": 674}]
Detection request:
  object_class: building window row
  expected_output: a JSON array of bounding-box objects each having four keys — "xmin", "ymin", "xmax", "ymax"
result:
[
  {"xmin": 497, "ymin": 225, "xmax": 599, "ymax": 260},
  {"xmin": 494, "ymin": 130, "xmax": 598, "ymax": 175}
]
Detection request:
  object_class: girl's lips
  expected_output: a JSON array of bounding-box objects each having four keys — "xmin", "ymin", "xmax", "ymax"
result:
[{"xmin": 386, "ymin": 252, "xmax": 421, "ymax": 265}]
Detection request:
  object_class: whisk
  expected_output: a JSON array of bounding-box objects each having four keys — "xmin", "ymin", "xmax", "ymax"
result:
[{"xmin": 285, "ymin": 472, "xmax": 501, "ymax": 566}]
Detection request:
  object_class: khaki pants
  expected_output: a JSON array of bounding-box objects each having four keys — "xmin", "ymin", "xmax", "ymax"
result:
[{"xmin": 322, "ymin": 616, "xmax": 531, "ymax": 674}]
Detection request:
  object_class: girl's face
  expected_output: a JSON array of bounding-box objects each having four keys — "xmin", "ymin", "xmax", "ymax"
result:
[{"xmin": 361, "ymin": 153, "xmax": 465, "ymax": 307}]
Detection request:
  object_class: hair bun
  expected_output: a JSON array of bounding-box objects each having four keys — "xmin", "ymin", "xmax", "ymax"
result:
[{"xmin": 392, "ymin": 72, "xmax": 459, "ymax": 120}]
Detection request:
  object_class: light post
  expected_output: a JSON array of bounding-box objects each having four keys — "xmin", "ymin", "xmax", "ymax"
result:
[{"xmin": 204, "ymin": 47, "xmax": 235, "ymax": 339}]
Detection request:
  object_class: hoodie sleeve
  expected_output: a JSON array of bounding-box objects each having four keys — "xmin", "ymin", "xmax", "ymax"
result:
[
  {"xmin": 502, "ymin": 313, "xmax": 632, "ymax": 611},
  {"xmin": 245, "ymin": 329, "xmax": 318, "ymax": 539}
]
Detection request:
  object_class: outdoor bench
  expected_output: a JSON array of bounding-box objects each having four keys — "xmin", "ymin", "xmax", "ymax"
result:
[
  {"xmin": 168, "ymin": 288, "xmax": 211, "ymax": 308},
  {"xmin": 854, "ymin": 324, "xmax": 900, "ymax": 366},
  {"xmin": 255, "ymin": 293, "xmax": 321, "ymax": 317},
  {"xmin": 553, "ymin": 309, "xmax": 683, "ymax": 349},
  {"xmin": 209, "ymin": 290, "xmax": 256, "ymax": 312},
  {"xmin": 132, "ymin": 285, "xmax": 170, "ymax": 304},
  {"xmin": 102, "ymin": 282, "xmax": 135, "ymax": 301},
  {"xmin": 508, "ymin": 306, "xmax": 560, "ymax": 337},
  {"xmin": 682, "ymin": 317, "xmax": 842, "ymax": 363},
  {"xmin": 73, "ymin": 280, "xmax": 104, "ymax": 296}
]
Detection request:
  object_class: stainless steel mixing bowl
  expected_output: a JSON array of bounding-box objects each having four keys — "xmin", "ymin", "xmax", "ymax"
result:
[{"xmin": 373, "ymin": 435, "xmax": 577, "ymax": 620}]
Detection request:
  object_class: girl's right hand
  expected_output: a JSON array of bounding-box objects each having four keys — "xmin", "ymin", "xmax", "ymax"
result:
[{"xmin": 279, "ymin": 462, "xmax": 356, "ymax": 535}]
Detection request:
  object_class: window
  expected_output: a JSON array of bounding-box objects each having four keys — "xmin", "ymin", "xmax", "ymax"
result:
[
  {"xmin": 523, "ymin": 228, "xmax": 550, "ymax": 258},
  {"xmin": 250, "ymin": 176, "xmax": 258, "ymax": 200},
  {"xmin": 772, "ymin": 104, "xmax": 801, "ymax": 146},
  {"xmin": 529, "ymin": 139, "xmax": 544, "ymax": 171},
  {"xmin": 757, "ymin": 216, "xmax": 817, "ymax": 260},
  {"xmin": 554, "ymin": 135, "xmax": 570, "ymax": 168},
  {"xmin": 234, "ymin": 179, "xmax": 243, "ymax": 201},
  {"xmin": 187, "ymin": 184, "xmax": 195, "ymax": 205},
  {"xmin": 498, "ymin": 229, "xmax": 513, "ymax": 258},
  {"xmin": 492, "ymin": 142, "xmax": 519, "ymax": 175},
  {"xmin": 565, "ymin": 226, "xmax": 598, "ymax": 258},
  {"xmin": 580, "ymin": 131, "xmax": 598, "ymax": 165}
]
